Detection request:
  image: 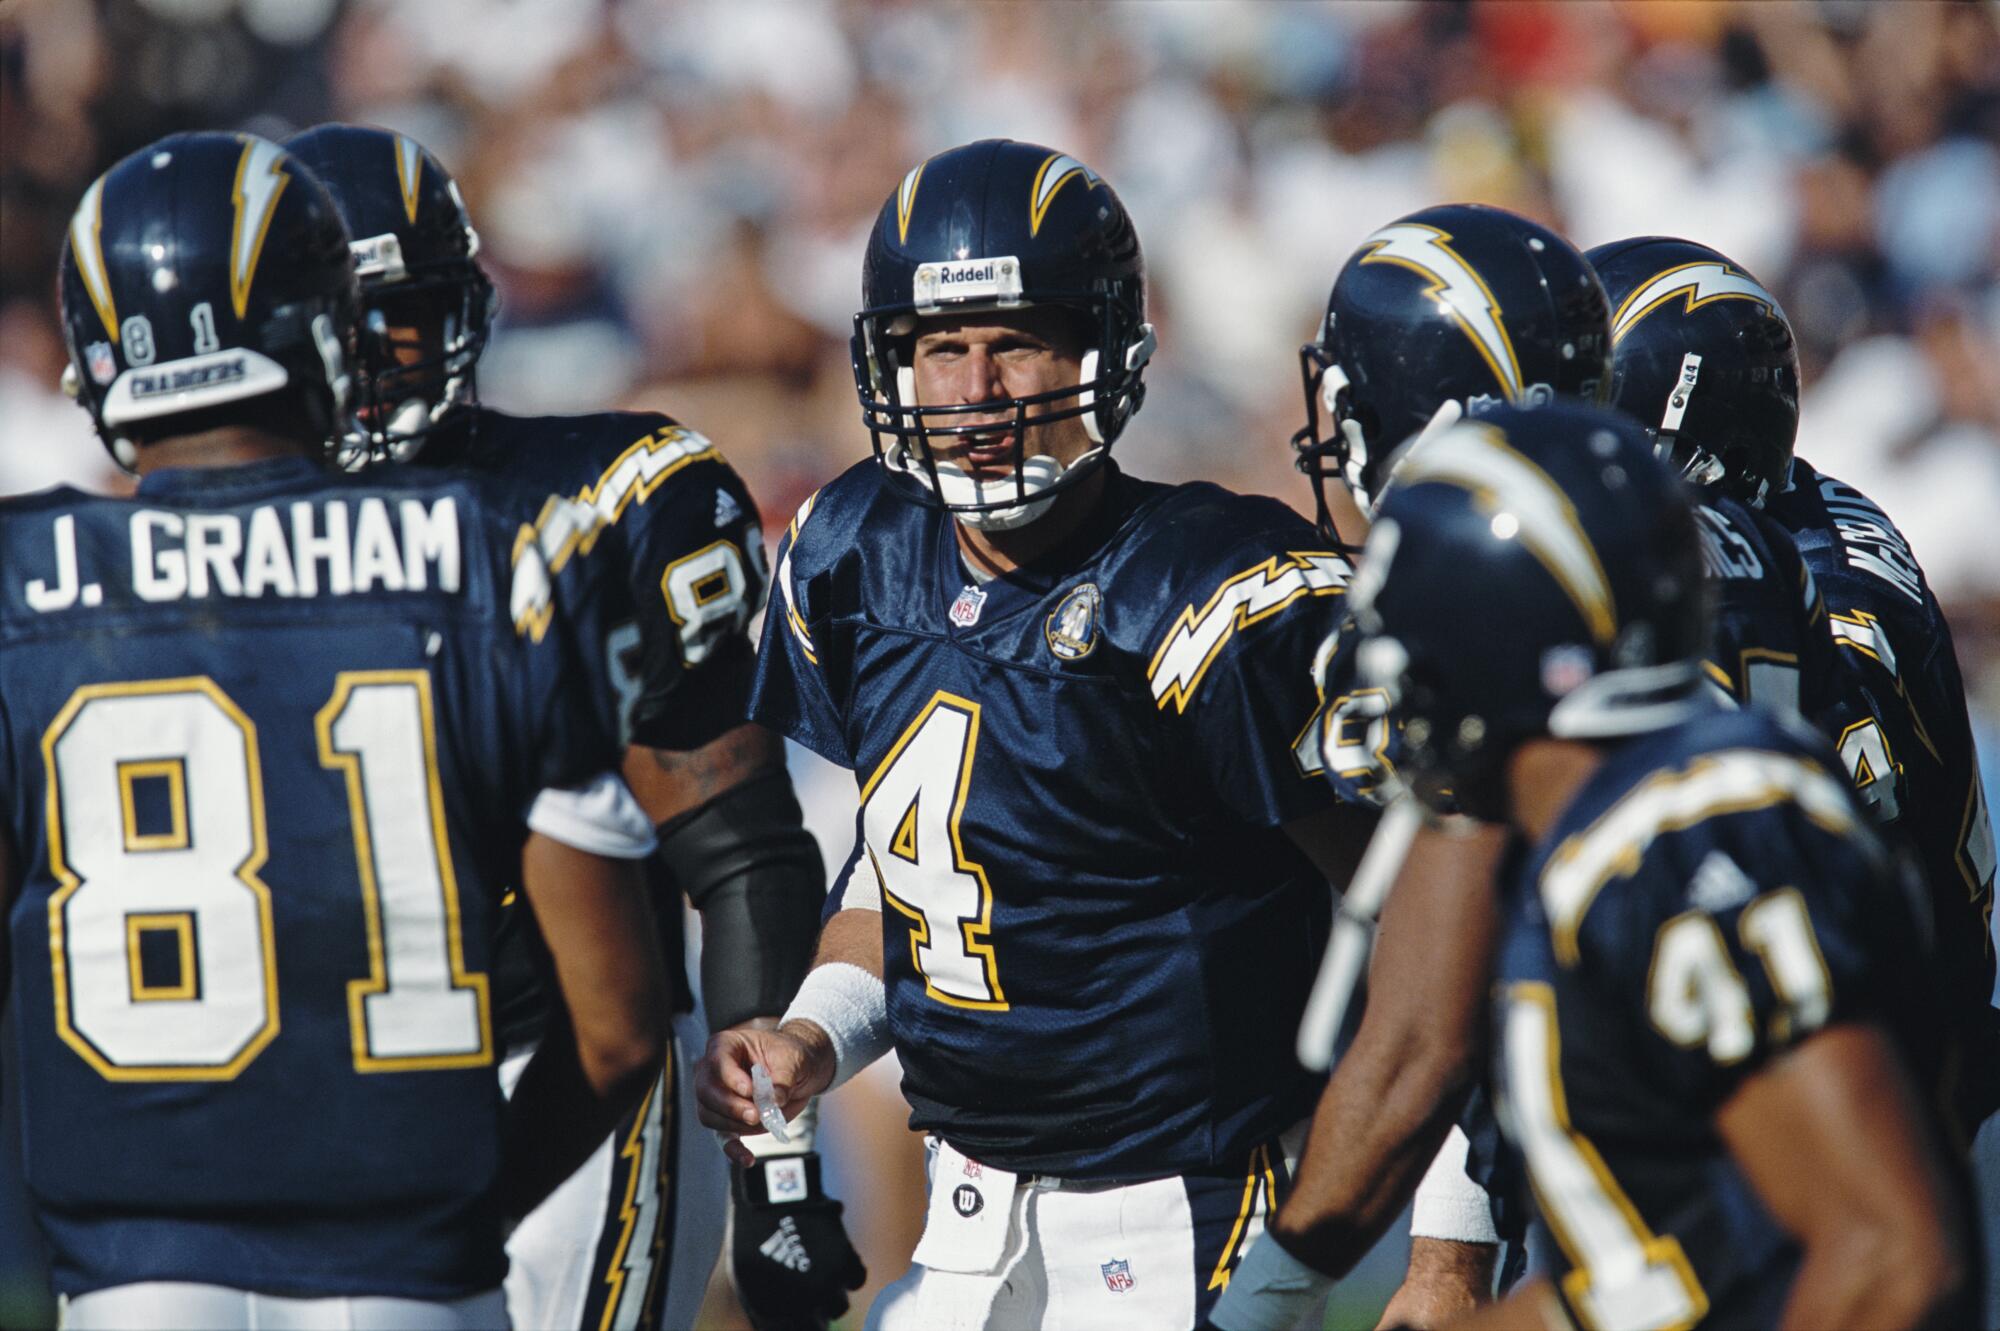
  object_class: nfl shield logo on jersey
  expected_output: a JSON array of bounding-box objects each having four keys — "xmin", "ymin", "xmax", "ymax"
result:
[
  {"xmin": 1100, "ymin": 1258, "xmax": 1135, "ymax": 1293},
  {"xmin": 949, "ymin": 583, "xmax": 988, "ymax": 628}
]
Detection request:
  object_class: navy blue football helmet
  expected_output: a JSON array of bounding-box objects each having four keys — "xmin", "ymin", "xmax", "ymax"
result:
[
  {"xmin": 1348, "ymin": 400, "xmax": 1709, "ymax": 818},
  {"xmin": 1294, "ymin": 204, "xmax": 1612, "ymax": 532},
  {"xmin": 285, "ymin": 123, "xmax": 495, "ymax": 460},
  {"xmin": 852, "ymin": 139, "xmax": 1155, "ymax": 529},
  {"xmin": 1586, "ymin": 236, "xmax": 1798, "ymax": 508},
  {"xmin": 57, "ymin": 131, "xmax": 358, "ymax": 470}
]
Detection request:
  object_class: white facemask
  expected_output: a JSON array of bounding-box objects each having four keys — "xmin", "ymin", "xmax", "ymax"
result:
[{"xmin": 882, "ymin": 438, "xmax": 1104, "ymax": 531}]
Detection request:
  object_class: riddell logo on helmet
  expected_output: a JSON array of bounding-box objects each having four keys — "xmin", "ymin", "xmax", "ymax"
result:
[
  {"xmin": 941, "ymin": 262, "xmax": 999, "ymax": 285},
  {"xmin": 913, "ymin": 256, "xmax": 1024, "ymax": 312}
]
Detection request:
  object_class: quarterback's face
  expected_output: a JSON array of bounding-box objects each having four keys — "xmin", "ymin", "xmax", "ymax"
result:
[{"xmin": 910, "ymin": 308, "xmax": 1093, "ymax": 475}]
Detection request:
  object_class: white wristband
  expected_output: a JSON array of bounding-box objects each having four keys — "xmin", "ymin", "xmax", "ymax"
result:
[
  {"xmin": 780, "ymin": 962, "xmax": 891, "ymax": 1092},
  {"xmin": 1207, "ymin": 1232, "xmax": 1335, "ymax": 1331},
  {"xmin": 1411, "ymin": 1125, "xmax": 1499, "ymax": 1244}
]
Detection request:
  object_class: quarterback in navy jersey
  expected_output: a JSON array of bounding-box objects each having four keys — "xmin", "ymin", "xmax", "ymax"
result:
[
  {"xmin": 4, "ymin": 133, "xmax": 666, "ymax": 1326},
  {"xmin": 285, "ymin": 123, "xmax": 856, "ymax": 1331},
  {"xmin": 1349, "ymin": 401, "xmax": 1970, "ymax": 1331},
  {"xmin": 700, "ymin": 140, "xmax": 1358, "ymax": 1331}
]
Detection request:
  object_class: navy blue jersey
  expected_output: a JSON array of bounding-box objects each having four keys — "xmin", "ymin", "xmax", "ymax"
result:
[
  {"xmin": 1496, "ymin": 707, "xmax": 1957, "ymax": 1329},
  {"xmin": 0, "ymin": 457, "xmax": 612, "ymax": 1298},
  {"xmin": 1696, "ymin": 496, "xmax": 1876, "ymax": 752},
  {"xmin": 1769, "ymin": 458, "xmax": 1996, "ymax": 1103},
  {"xmin": 1303, "ymin": 499, "xmax": 1875, "ymax": 811},
  {"xmin": 421, "ymin": 405, "xmax": 768, "ymax": 752},
  {"xmin": 410, "ymin": 406, "xmax": 769, "ymax": 1042},
  {"xmin": 751, "ymin": 460, "xmax": 1346, "ymax": 1180}
]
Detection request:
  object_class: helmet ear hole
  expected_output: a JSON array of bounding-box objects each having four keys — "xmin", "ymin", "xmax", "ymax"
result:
[{"xmin": 1077, "ymin": 348, "xmax": 1103, "ymax": 444}]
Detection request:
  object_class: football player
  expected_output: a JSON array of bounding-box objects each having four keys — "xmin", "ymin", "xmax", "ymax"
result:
[
  {"xmin": 284, "ymin": 123, "xmax": 860, "ymax": 1331},
  {"xmin": 1215, "ymin": 206, "xmax": 1887, "ymax": 1331},
  {"xmin": 1348, "ymin": 400, "xmax": 1971, "ymax": 1330},
  {"xmin": 1216, "ymin": 204, "xmax": 1615, "ymax": 1331},
  {"xmin": 695, "ymin": 139, "xmax": 1368, "ymax": 1331},
  {"xmin": 6, "ymin": 132, "xmax": 665, "ymax": 1327},
  {"xmin": 1587, "ymin": 234, "xmax": 1998, "ymax": 1127}
]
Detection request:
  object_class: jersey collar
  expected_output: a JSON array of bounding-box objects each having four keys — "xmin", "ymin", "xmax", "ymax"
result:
[{"xmin": 135, "ymin": 455, "xmax": 328, "ymax": 501}]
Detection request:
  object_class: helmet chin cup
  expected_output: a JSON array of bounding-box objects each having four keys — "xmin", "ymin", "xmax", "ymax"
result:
[{"xmin": 883, "ymin": 438, "xmax": 1102, "ymax": 531}]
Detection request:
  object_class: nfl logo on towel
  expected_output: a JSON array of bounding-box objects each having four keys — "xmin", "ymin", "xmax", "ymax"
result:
[{"xmin": 1100, "ymin": 1258, "xmax": 1134, "ymax": 1293}]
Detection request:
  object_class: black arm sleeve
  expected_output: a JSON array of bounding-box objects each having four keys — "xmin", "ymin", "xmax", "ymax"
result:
[{"xmin": 654, "ymin": 768, "xmax": 826, "ymax": 1032}]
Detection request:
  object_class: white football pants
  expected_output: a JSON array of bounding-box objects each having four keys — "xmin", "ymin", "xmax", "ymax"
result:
[
  {"xmin": 868, "ymin": 1125, "xmax": 1306, "ymax": 1331},
  {"xmin": 60, "ymin": 1284, "xmax": 506, "ymax": 1329},
  {"xmin": 501, "ymin": 1010, "xmax": 727, "ymax": 1331}
]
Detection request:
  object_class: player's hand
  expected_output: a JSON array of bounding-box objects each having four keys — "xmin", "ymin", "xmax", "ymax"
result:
[
  {"xmin": 695, "ymin": 1023, "xmax": 835, "ymax": 1165},
  {"xmin": 728, "ymin": 1152, "xmax": 867, "ymax": 1331}
]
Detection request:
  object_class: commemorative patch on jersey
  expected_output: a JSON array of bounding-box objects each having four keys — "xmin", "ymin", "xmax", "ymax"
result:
[
  {"xmin": 1046, "ymin": 582, "xmax": 1102, "ymax": 661},
  {"xmin": 949, "ymin": 583, "xmax": 988, "ymax": 628}
]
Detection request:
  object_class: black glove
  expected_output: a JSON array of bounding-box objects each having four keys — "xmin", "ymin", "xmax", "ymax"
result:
[{"xmin": 729, "ymin": 1152, "xmax": 867, "ymax": 1331}]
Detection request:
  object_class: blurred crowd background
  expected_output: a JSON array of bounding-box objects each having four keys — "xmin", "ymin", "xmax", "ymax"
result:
[{"xmin": 6, "ymin": 0, "xmax": 2000, "ymax": 1326}]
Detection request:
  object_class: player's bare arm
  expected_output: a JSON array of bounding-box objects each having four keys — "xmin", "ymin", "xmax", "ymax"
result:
[
  {"xmin": 1270, "ymin": 822, "xmax": 1506, "ymax": 1274},
  {"xmin": 627, "ymin": 720, "xmax": 784, "ymax": 815},
  {"xmin": 695, "ymin": 905, "xmax": 883, "ymax": 1163},
  {"xmin": 501, "ymin": 830, "xmax": 668, "ymax": 1218},
  {"xmin": 1720, "ymin": 1022, "xmax": 1966, "ymax": 1330}
]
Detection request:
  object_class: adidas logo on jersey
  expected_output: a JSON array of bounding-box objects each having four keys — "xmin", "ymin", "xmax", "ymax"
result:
[
  {"xmin": 714, "ymin": 489, "xmax": 743, "ymax": 528},
  {"xmin": 760, "ymin": 1216, "xmax": 812, "ymax": 1273},
  {"xmin": 1687, "ymin": 851, "xmax": 1756, "ymax": 914}
]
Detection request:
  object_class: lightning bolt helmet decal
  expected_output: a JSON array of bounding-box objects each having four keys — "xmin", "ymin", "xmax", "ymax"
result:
[
  {"xmin": 1359, "ymin": 222, "xmax": 1526, "ymax": 402},
  {"xmin": 228, "ymin": 136, "xmax": 293, "ymax": 320},
  {"xmin": 1611, "ymin": 261, "xmax": 1781, "ymax": 344}
]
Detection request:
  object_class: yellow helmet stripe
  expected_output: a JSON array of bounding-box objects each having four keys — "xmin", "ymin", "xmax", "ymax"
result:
[
  {"xmin": 67, "ymin": 175, "xmax": 118, "ymax": 341},
  {"xmin": 1395, "ymin": 422, "xmax": 1618, "ymax": 647},
  {"xmin": 395, "ymin": 134, "xmax": 425, "ymax": 225},
  {"xmin": 229, "ymin": 136, "xmax": 293, "ymax": 321},
  {"xmin": 896, "ymin": 162, "xmax": 925, "ymax": 244}
]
